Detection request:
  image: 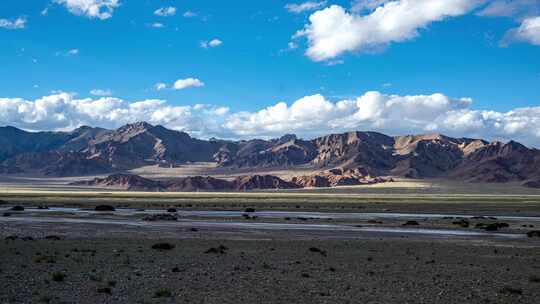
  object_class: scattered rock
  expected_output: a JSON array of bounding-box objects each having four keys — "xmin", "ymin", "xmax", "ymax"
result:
[
  {"xmin": 476, "ymin": 222, "xmax": 509, "ymax": 231},
  {"xmin": 45, "ymin": 235, "xmax": 62, "ymax": 241},
  {"xmin": 172, "ymin": 266, "xmax": 181, "ymax": 273},
  {"xmin": 452, "ymin": 219, "xmax": 470, "ymax": 228},
  {"xmin": 5, "ymin": 235, "xmax": 18, "ymax": 241},
  {"xmin": 402, "ymin": 221, "xmax": 420, "ymax": 226},
  {"xmin": 10, "ymin": 206, "xmax": 24, "ymax": 211},
  {"xmin": 526, "ymin": 230, "xmax": 540, "ymax": 238},
  {"xmin": 151, "ymin": 243, "xmax": 175, "ymax": 250},
  {"xmin": 94, "ymin": 205, "xmax": 115, "ymax": 212},
  {"xmin": 154, "ymin": 289, "xmax": 172, "ymax": 298},
  {"xmin": 500, "ymin": 286, "xmax": 523, "ymax": 295},
  {"xmin": 97, "ymin": 287, "xmax": 112, "ymax": 294},
  {"xmin": 309, "ymin": 247, "xmax": 327, "ymax": 257},
  {"xmin": 205, "ymin": 245, "xmax": 228, "ymax": 254},
  {"xmin": 51, "ymin": 272, "xmax": 66, "ymax": 282}
]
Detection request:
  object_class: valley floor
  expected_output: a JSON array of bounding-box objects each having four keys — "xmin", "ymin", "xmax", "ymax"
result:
[{"xmin": 1, "ymin": 188, "xmax": 540, "ymax": 303}]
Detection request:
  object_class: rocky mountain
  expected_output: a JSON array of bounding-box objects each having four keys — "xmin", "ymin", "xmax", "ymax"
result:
[
  {"xmin": 0, "ymin": 126, "xmax": 72, "ymax": 162},
  {"xmin": 72, "ymin": 174, "xmax": 301, "ymax": 192},
  {"xmin": 2, "ymin": 122, "xmax": 540, "ymax": 184}
]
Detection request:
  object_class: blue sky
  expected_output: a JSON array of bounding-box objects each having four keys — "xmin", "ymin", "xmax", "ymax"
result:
[{"xmin": 1, "ymin": 0, "xmax": 540, "ymax": 145}]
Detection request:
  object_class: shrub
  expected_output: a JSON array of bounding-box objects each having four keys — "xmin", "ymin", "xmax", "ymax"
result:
[
  {"xmin": 95, "ymin": 205, "xmax": 115, "ymax": 211},
  {"xmin": 151, "ymin": 243, "xmax": 175, "ymax": 250},
  {"xmin": 154, "ymin": 289, "xmax": 172, "ymax": 298},
  {"xmin": 51, "ymin": 272, "xmax": 66, "ymax": 282}
]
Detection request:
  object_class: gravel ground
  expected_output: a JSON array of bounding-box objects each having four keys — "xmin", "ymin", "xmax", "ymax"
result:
[{"xmin": 1, "ymin": 236, "xmax": 540, "ymax": 304}]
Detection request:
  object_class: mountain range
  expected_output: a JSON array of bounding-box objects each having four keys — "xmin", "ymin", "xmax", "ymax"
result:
[{"xmin": 1, "ymin": 122, "xmax": 540, "ymax": 187}]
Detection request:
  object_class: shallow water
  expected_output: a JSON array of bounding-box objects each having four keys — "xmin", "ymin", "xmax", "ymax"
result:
[
  {"xmin": 3, "ymin": 207, "xmax": 540, "ymax": 222},
  {"xmin": 0, "ymin": 214, "xmax": 526, "ymax": 239}
]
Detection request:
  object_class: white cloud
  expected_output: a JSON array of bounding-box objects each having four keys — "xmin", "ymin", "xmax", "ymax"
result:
[
  {"xmin": 478, "ymin": 0, "xmax": 539, "ymax": 19},
  {"xmin": 56, "ymin": 49, "xmax": 80, "ymax": 57},
  {"xmin": 285, "ymin": 1, "xmax": 327, "ymax": 13},
  {"xmin": 154, "ymin": 83, "xmax": 167, "ymax": 91},
  {"xmin": 351, "ymin": 0, "xmax": 391, "ymax": 12},
  {"xmin": 0, "ymin": 17, "xmax": 27, "ymax": 30},
  {"xmin": 2, "ymin": 91, "xmax": 540, "ymax": 146},
  {"xmin": 183, "ymin": 11, "xmax": 197, "ymax": 18},
  {"xmin": 200, "ymin": 39, "xmax": 223, "ymax": 49},
  {"xmin": 149, "ymin": 22, "xmax": 165, "ymax": 28},
  {"xmin": 173, "ymin": 78, "xmax": 205, "ymax": 90},
  {"xmin": 90, "ymin": 89, "xmax": 112, "ymax": 96},
  {"xmin": 295, "ymin": 1, "xmax": 483, "ymax": 61},
  {"xmin": 53, "ymin": 0, "xmax": 120, "ymax": 20},
  {"xmin": 503, "ymin": 15, "xmax": 540, "ymax": 45},
  {"xmin": 154, "ymin": 6, "xmax": 177, "ymax": 17}
]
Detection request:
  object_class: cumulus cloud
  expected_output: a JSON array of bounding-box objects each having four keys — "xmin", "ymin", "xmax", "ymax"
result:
[
  {"xmin": 154, "ymin": 83, "xmax": 167, "ymax": 91},
  {"xmin": 90, "ymin": 89, "xmax": 112, "ymax": 96},
  {"xmin": 503, "ymin": 15, "xmax": 540, "ymax": 45},
  {"xmin": 0, "ymin": 16, "xmax": 27, "ymax": 30},
  {"xmin": 294, "ymin": 1, "xmax": 483, "ymax": 61},
  {"xmin": 478, "ymin": 0, "xmax": 539, "ymax": 19},
  {"xmin": 285, "ymin": 1, "xmax": 327, "ymax": 13},
  {"xmin": 2, "ymin": 91, "xmax": 540, "ymax": 146},
  {"xmin": 200, "ymin": 39, "xmax": 223, "ymax": 49},
  {"xmin": 53, "ymin": 0, "xmax": 120, "ymax": 20},
  {"xmin": 173, "ymin": 78, "xmax": 205, "ymax": 90},
  {"xmin": 351, "ymin": 0, "xmax": 392, "ymax": 12},
  {"xmin": 183, "ymin": 11, "xmax": 197, "ymax": 18},
  {"xmin": 154, "ymin": 6, "xmax": 176, "ymax": 17}
]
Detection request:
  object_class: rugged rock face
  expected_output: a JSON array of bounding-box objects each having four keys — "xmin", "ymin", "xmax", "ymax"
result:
[
  {"xmin": 449, "ymin": 141, "xmax": 540, "ymax": 182},
  {"xmin": 164, "ymin": 176, "xmax": 234, "ymax": 192},
  {"xmin": 522, "ymin": 180, "xmax": 540, "ymax": 189},
  {"xmin": 84, "ymin": 122, "xmax": 223, "ymax": 169},
  {"xmin": 0, "ymin": 126, "xmax": 72, "ymax": 162},
  {"xmin": 234, "ymin": 175, "xmax": 301, "ymax": 190},
  {"xmin": 2, "ymin": 123, "xmax": 540, "ymax": 184},
  {"xmin": 72, "ymin": 174, "xmax": 299, "ymax": 192},
  {"xmin": 292, "ymin": 168, "xmax": 392, "ymax": 188},
  {"xmin": 72, "ymin": 174, "xmax": 164, "ymax": 191},
  {"xmin": 215, "ymin": 135, "xmax": 318, "ymax": 168},
  {"xmin": 2, "ymin": 151, "xmax": 112, "ymax": 177}
]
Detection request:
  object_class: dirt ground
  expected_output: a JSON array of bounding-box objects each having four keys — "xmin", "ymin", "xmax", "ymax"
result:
[{"xmin": 1, "ymin": 236, "xmax": 539, "ymax": 304}]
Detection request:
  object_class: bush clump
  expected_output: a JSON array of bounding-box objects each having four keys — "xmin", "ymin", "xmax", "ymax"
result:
[
  {"xmin": 95, "ymin": 205, "xmax": 115, "ymax": 212},
  {"xmin": 51, "ymin": 272, "xmax": 66, "ymax": 282},
  {"xmin": 153, "ymin": 289, "xmax": 172, "ymax": 298},
  {"xmin": 151, "ymin": 243, "xmax": 175, "ymax": 250}
]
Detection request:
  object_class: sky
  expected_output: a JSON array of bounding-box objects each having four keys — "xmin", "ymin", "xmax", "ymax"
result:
[{"xmin": 0, "ymin": 0, "xmax": 540, "ymax": 145}]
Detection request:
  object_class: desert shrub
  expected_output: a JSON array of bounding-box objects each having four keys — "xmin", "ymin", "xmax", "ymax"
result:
[
  {"xmin": 97, "ymin": 287, "xmax": 112, "ymax": 294},
  {"xmin": 51, "ymin": 272, "xmax": 66, "ymax": 282},
  {"xmin": 95, "ymin": 205, "xmax": 115, "ymax": 211},
  {"xmin": 154, "ymin": 289, "xmax": 172, "ymax": 298},
  {"xmin": 151, "ymin": 243, "xmax": 175, "ymax": 250}
]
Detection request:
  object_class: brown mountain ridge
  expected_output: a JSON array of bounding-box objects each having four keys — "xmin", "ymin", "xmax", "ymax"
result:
[{"xmin": 1, "ymin": 122, "xmax": 540, "ymax": 187}]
